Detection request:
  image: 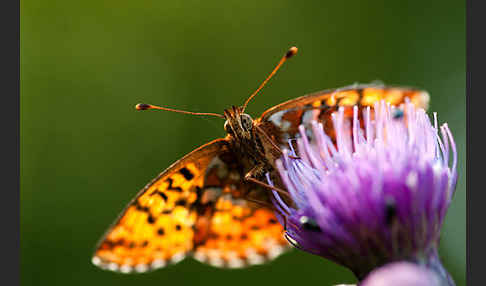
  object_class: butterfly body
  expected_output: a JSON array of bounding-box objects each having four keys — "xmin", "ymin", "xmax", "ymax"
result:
[
  {"xmin": 92, "ymin": 53, "xmax": 429, "ymax": 273},
  {"xmin": 223, "ymin": 106, "xmax": 267, "ymax": 169}
]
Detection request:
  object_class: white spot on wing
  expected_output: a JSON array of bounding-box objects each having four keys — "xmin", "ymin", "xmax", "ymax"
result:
[
  {"xmin": 193, "ymin": 251, "xmax": 207, "ymax": 263},
  {"xmin": 91, "ymin": 256, "xmax": 101, "ymax": 266},
  {"xmin": 171, "ymin": 252, "xmax": 185, "ymax": 264},
  {"xmin": 207, "ymin": 156, "xmax": 229, "ymax": 179},
  {"xmin": 208, "ymin": 256, "xmax": 224, "ymax": 267},
  {"xmin": 269, "ymin": 110, "xmax": 285, "ymax": 127},
  {"xmin": 120, "ymin": 264, "xmax": 132, "ymax": 273},
  {"xmin": 228, "ymin": 257, "xmax": 245, "ymax": 268},
  {"xmin": 267, "ymin": 245, "xmax": 284, "ymax": 259},
  {"xmin": 135, "ymin": 264, "xmax": 148, "ymax": 273},
  {"xmin": 246, "ymin": 249, "xmax": 265, "ymax": 265},
  {"xmin": 281, "ymin": 120, "xmax": 291, "ymax": 132},
  {"xmin": 201, "ymin": 187, "xmax": 222, "ymax": 204},
  {"xmin": 108, "ymin": 262, "xmax": 119, "ymax": 272},
  {"xmin": 302, "ymin": 109, "xmax": 319, "ymax": 125},
  {"xmin": 151, "ymin": 259, "xmax": 166, "ymax": 269}
]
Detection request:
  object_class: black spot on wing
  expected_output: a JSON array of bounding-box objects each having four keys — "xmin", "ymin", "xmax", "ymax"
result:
[
  {"xmin": 179, "ymin": 167, "xmax": 194, "ymax": 180},
  {"xmin": 268, "ymin": 218, "xmax": 278, "ymax": 224},
  {"xmin": 151, "ymin": 190, "xmax": 168, "ymax": 201},
  {"xmin": 176, "ymin": 199, "xmax": 187, "ymax": 206},
  {"xmin": 101, "ymin": 239, "xmax": 126, "ymax": 249},
  {"xmin": 147, "ymin": 214, "xmax": 156, "ymax": 224},
  {"xmin": 135, "ymin": 201, "xmax": 150, "ymax": 212},
  {"xmin": 165, "ymin": 178, "xmax": 183, "ymax": 192}
]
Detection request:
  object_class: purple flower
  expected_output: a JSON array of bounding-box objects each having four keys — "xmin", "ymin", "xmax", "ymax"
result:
[
  {"xmin": 360, "ymin": 262, "xmax": 443, "ymax": 286},
  {"xmin": 268, "ymin": 101, "xmax": 457, "ymax": 284}
]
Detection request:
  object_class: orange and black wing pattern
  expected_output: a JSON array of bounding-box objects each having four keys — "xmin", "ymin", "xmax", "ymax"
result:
[
  {"xmin": 191, "ymin": 150, "xmax": 288, "ymax": 268},
  {"xmin": 192, "ymin": 194, "xmax": 286, "ymax": 268},
  {"xmin": 92, "ymin": 139, "xmax": 288, "ymax": 273},
  {"xmin": 92, "ymin": 139, "xmax": 228, "ymax": 273},
  {"xmin": 256, "ymin": 83, "xmax": 430, "ymax": 148}
]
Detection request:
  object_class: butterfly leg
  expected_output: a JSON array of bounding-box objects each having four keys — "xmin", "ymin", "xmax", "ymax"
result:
[
  {"xmin": 243, "ymin": 164, "xmax": 290, "ymax": 231},
  {"xmin": 244, "ymin": 164, "xmax": 290, "ymax": 199}
]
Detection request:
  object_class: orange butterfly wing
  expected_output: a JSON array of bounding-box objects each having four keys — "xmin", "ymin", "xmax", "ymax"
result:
[
  {"xmin": 92, "ymin": 138, "xmax": 288, "ymax": 273},
  {"xmin": 191, "ymin": 153, "xmax": 287, "ymax": 268},
  {"xmin": 193, "ymin": 195, "xmax": 286, "ymax": 268},
  {"xmin": 92, "ymin": 139, "xmax": 228, "ymax": 272},
  {"xmin": 256, "ymin": 83, "xmax": 430, "ymax": 147}
]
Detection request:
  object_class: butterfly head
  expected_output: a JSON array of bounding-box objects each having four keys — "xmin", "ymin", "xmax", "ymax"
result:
[{"xmin": 223, "ymin": 106, "xmax": 253, "ymax": 140}]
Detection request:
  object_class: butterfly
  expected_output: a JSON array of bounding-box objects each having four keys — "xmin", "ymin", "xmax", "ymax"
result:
[{"xmin": 92, "ymin": 47, "xmax": 430, "ymax": 273}]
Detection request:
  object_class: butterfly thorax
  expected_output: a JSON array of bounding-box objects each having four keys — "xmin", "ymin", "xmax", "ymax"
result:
[{"xmin": 223, "ymin": 106, "xmax": 269, "ymax": 170}]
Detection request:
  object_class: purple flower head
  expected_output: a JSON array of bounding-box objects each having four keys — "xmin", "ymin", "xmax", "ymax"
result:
[
  {"xmin": 269, "ymin": 101, "xmax": 457, "ymax": 283},
  {"xmin": 360, "ymin": 262, "xmax": 442, "ymax": 286}
]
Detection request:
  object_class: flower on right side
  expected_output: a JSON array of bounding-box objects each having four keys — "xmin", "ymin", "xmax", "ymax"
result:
[{"xmin": 269, "ymin": 100, "xmax": 457, "ymax": 285}]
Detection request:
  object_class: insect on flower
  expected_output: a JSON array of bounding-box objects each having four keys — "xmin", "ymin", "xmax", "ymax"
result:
[
  {"xmin": 92, "ymin": 47, "xmax": 430, "ymax": 273},
  {"xmin": 270, "ymin": 100, "xmax": 457, "ymax": 285}
]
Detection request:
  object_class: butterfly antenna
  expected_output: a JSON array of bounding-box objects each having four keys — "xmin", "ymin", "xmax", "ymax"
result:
[
  {"xmin": 135, "ymin": 103, "xmax": 225, "ymax": 119},
  {"xmin": 241, "ymin": 46, "xmax": 298, "ymax": 112}
]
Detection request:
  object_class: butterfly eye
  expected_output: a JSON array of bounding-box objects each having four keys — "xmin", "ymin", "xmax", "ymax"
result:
[
  {"xmin": 240, "ymin": 114, "xmax": 253, "ymax": 131},
  {"xmin": 224, "ymin": 120, "xmax": 233, "ymax": 135}
]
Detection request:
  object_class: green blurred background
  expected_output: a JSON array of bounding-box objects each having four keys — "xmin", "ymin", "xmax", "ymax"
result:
[{"xmin": 21, "ymin": 0, "xmax": 465, "ymax": 285}]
